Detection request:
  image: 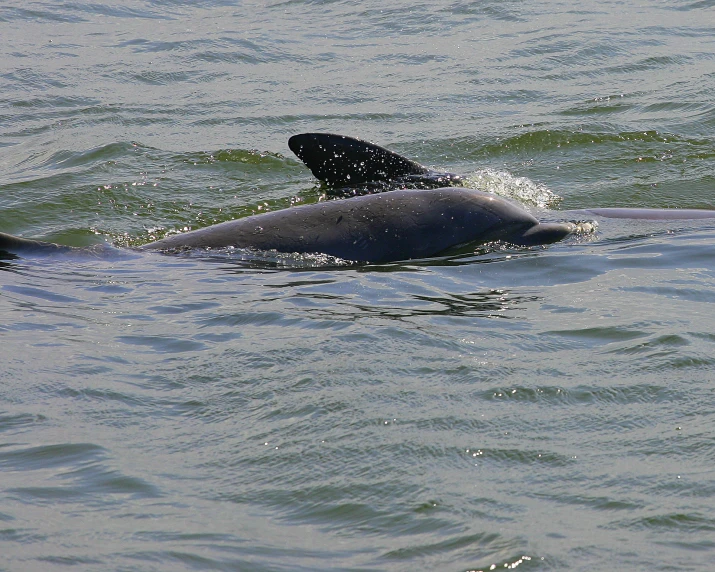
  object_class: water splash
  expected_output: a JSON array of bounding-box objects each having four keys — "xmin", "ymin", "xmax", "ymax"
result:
[
  {"xmin": 463, "ymin": 169, "xmax": 562, "ymax": 208},
  {"xmin": 171, "ymin": 246, "xmax": 353, "ymax": 268}
]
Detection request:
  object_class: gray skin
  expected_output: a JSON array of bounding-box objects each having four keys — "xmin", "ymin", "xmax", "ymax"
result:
[{"xmin": 139, "ymin": 188, "xmax": 574, "ymax": 262}]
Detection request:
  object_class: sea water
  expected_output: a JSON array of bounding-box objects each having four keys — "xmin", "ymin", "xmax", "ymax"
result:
[{"xmin": 1, "ymin": 1, "xmax": 714, "ymax": 570}]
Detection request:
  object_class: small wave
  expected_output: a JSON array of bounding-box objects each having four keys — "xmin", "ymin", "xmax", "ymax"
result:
[
  {"xmin": 181, "ymin": 148, "xmax": 290, "ymax": 166},
  {"xmin": 480, "ymin": 128, "xmax": 692, "ymax": 154}
]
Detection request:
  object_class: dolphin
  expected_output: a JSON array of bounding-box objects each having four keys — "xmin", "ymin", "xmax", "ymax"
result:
[
  {"xmin": 0, "ymin": 189, "xmax": 575, "ymax": 263},
  {"xmin": 1, "ymin": 134, "xmax": 714, "ymax": 264}
]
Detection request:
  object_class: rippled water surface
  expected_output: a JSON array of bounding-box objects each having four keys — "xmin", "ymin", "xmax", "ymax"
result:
[{"xmin": 2, "ymin": 1, "xmax": 715, "ymax": 570}]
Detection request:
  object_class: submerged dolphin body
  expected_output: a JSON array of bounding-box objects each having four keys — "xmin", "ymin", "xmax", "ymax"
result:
[{"xmin": 1, "ymin": 134, "xmax": 714, "ymax": 263}]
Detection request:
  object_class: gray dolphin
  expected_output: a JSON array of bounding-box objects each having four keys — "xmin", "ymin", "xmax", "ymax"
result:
[{"xmin": 1, "ymin": 134, "xmax": 714, "ymax": 264}]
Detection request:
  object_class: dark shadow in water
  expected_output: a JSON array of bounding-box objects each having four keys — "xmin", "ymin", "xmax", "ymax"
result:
[
  {"xmin": 0, "ymin": 252, "xmax": 23, "ymax": 274},
  {"xmin": 391, "ymin": 289, "xmax": 538, "ymax": 319},
  {"xmin": 284, "ymin": 286, "xmax": 537, "ymax": 322}
]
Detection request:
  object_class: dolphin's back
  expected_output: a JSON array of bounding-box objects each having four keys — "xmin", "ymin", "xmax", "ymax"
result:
[
  {"xmin": 0, "ymin": 232, "xmax": 75, "ymax": 256},
  {"xmin": 141, "ymin": 189, "xmax": 542, "ymax": 262}
]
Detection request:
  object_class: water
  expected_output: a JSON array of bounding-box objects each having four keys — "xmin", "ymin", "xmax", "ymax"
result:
[{"xmin": 2, "ymin": 1, "xmax": 715, "ymax": 570}]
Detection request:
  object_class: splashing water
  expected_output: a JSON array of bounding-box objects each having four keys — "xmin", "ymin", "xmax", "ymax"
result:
[{"xmin": 464, "ymin": 169, "xmax": 562, "ymax": 208}]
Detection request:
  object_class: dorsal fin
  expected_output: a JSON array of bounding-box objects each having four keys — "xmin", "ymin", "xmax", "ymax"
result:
[{"xmin": 288, "ymin": 133, "xmax": 430, "ymax": 186}]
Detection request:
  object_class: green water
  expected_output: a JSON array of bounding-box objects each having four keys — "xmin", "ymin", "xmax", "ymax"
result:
[{"xmin": 1, "ymin": 1, "xmax": 715, "ymax": 570}]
